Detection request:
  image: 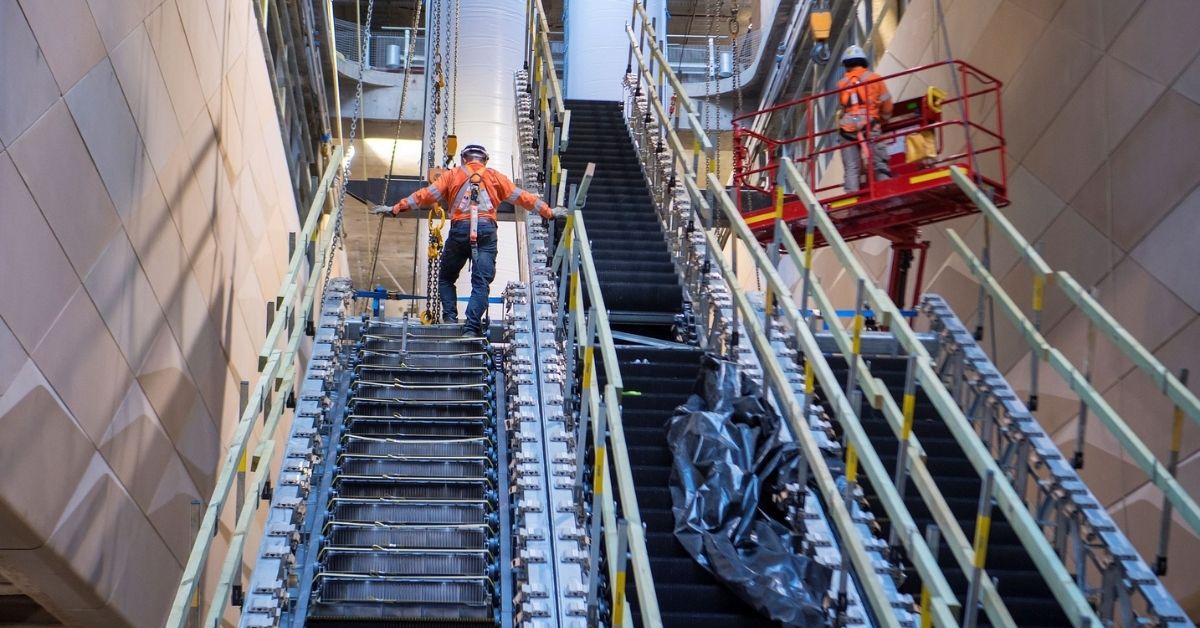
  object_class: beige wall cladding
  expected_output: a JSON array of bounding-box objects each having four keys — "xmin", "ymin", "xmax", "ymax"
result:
[
  {"xmin": 0, "ymin": 152, "xmax": 81, "ymax": 352},
  {"xmin": 9, "ymin": 100, "xmax": 122, "ymax": 279},
  {"xmin": 0, "ymin": 363, "xmax": 96, "ymax": 550},
  {"xmin": 855, "ymin": 0, "xmax": 1200, "ymax": 616},
  {"xmin": 1110, "ymin": 0, "xmax": 1200, "ymax": 85},
  {"xmin": 17, "ymin": 0, "xmax": 106, "ymax": 93},
  {"xmin": 1175, "ymin": 54, "xmax": 1200, "ymax": 105},
  {"xmin": 0, "ymin": 0, "xmax": 300, "ymax": 623},
  {"xmin": 66, "ymin": 59, "xmax": 155, "ymax": 225},
  {"xmin": 1132, "ymin": 184, "xmax": 1200, "ymax": 311},
  {"xmin": 0, "ymin": 319, "xmax": 25, "ymax": 397},
  {"xmin": 0, "ymin": 1, "xmax": 59, "ymax": 145},
  {"xmin": 1073, "ymin": 91, "xmax": 1200, "ymax": 251},
  {"xmin": 1052, "ymin": 0, "xmax": 1144, "ymax": 55}
]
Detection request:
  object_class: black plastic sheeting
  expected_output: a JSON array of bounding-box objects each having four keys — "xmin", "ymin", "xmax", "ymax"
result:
[{"xmin": 668, "ymin": 354, "xmax": 832, "ymax": 626}]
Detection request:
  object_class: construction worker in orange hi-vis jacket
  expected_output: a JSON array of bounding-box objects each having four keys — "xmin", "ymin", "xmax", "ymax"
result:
[
  {"xmin": 836, "ymin": 45, "xmax": 894, "ymax": 192},
  {"xmin": 372, "ymin": 144, "xmax": 566, "ymax": 336}
]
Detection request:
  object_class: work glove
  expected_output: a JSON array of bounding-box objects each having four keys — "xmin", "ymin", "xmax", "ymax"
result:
[
  {"xmin": 370, "ymin": 204, "xmax": 394, "ymax": 216},
  {"xmin": 551, "ymin": 206, "xmax": 569, "ymax": 219}
]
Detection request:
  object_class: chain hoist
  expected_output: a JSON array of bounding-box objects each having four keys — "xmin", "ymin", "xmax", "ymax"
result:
[
  {"xmin": 323, "ymin": 0, "xmax": 376, "ymax": 290},
  {"xmin": 703, "ymin": 0, "xmax": 725, "ymax": 177},
  {"xmin": 421, "ymin": 205, "xmax": 448, "ymax": 324},
  {"xmin": 366, "ymin": 0, "xmax": 424, "ymax": 291},
  {"xmin": 426, "ymin": 0, "xmax": 444, "ymax": 169},
  {"xmin": 441, "ymin": 0, "xmax": 460, "ymax": 168}
]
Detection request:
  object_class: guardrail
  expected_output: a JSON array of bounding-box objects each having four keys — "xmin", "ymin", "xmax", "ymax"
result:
[
  {"xmin": 525, "ymin": 0, "xmax": 570, "ymax": 198},
  {"xmin": 776, "ymin": 158, "xmax": 1103, "ymax": 627},
  {"xmin": 626, "ymin": 6, "xmax": 954, "ymax": 626},
  {"xmin": 166, "ymin": 146, "xmax": 346, "ymax": 627},
  {"xmin": 551, "ymin": 189, "xmax": 664, "ymax": 626},
  {"xmin": 944, "ymin": 167, "xmax": 1196, "ymax": 625}
]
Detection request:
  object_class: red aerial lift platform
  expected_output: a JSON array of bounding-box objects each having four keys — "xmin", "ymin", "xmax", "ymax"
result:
[{"xmin": 732, "ymin": 60, "xmax": 1009, "ymax": 306}]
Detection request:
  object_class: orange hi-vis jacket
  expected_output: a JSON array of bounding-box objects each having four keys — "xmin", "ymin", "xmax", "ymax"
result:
[
  {"xmin": 837, "ymin": 67, "xmax": 894, "ymax": 133},
  {"xmin": 392, "ymin": 161, "xmax": 552, "ymax": 221}
]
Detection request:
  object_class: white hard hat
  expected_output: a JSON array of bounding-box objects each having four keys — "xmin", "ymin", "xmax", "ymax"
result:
[
  {"xmin": 841, "ymin": 44, "xmax": 868, "ymax": 65},
  {"xmin": 460, "ymin": 144, "xmax": 489, "ymax": 162}
]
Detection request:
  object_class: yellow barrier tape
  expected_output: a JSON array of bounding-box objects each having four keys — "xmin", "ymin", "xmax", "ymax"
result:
[
  {"xmin": 845, "ymin": 444, "xmax": 858, "ymax": 484},
  {"xmin": 569, "ymin": 270, "xmax": 580, "ymax": 313},
  {"xmin": 851, "ymin": 313, "xmax": 863, "ymax": 356},
  {"xmin": 581, "ymin": 345, "xmax": 594, "ymax": 391},
  {"xmin": 613, "ymin": 570, "xmax": 627, "ymax": 625},
  {"xmin": 901, "ymin": 393, "xmax": 916, "ymax": 441},
  {"xmin": 919, "ymin": 585, "xmax": 932, "ymax": 628},
  {"xmin": 803, "ymin": 232, "xmax": 815, "ymax": 270},
  {"xmin": 592, "ymin": 446, "xmax": 607, "ymax": 494},
  {"xmin": 973, "ymin": 514, "xmax": 991, "ymax": 569}
]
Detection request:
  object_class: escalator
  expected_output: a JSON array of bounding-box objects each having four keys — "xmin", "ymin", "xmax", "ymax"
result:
[
  {"xmin": 826, "ymin": 356, "xmax": 1069, "ymax": 628},
  {"xmin": 562, "ymin": 99, "xmax": 771, "ymax": 627},
  {"xmin": 560, "ymin": 100, "xmax": 683, "ymax": 329},
  {"xmin": 301, "ymin": 322, "xmax": 501, "ymax": 624}
]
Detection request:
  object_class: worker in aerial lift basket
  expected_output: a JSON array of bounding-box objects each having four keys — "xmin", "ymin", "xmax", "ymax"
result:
[
  {"xmin": 372, "ymin": 144, "xmax": 566, "ymax": 336},
  {"xmin": 836, "ymin": 44, "xmax": 894, "ymax": 192}
]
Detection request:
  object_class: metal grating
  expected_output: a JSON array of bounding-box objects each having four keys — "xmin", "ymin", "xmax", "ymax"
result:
[{"xmin": 306, "ymin": 320, "xmax": 499, "ymax": 623}]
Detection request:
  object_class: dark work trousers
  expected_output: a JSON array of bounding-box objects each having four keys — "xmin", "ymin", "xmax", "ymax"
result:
[{"xmin": 438, "ymin": 219, "xmax": 497, "ymax": 330}]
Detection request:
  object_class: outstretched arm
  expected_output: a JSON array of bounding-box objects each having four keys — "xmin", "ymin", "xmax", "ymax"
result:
[
  {"xmin": 497, "ymin": 174, "xmax": 555, "ymax": 219},
  {"xmin": 392, "ymin": 175, "xmax": 453, "ymax": 214}
]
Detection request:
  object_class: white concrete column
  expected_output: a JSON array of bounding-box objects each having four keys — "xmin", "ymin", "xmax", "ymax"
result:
[
  {"xmin": 426, "ymin": 0, "xmax": 526, "ymax": 173},
  {"xmin": 420, "ymin": 0, "xmax": 529, "ymax": 322},
  {"xmin": 565, "ymin": 0, "xmax": 629, "ymax": 101}
]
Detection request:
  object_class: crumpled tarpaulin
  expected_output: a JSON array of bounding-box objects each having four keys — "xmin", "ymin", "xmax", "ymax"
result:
[{"xmin": 668, "ymin": 354, "xmax": 832, "ymax": 626}]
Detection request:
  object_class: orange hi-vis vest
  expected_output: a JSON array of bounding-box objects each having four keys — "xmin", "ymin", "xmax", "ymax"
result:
[
  {"xmin": 398, "ymin": 161, "xmax": 551, "ymax": 223},
  {"xmin": 837, "ymin": 67, "xmax": 894, "ymax": 133}
]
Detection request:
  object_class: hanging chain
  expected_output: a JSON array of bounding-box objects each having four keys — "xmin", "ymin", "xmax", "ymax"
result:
[
  {"xmin": 366, "ymin": 0, "xmax": 425, "ymax": 290},
  {"xmin": 426, "ymin": 0, "xmax": 444, "ymax": 169},
  {"xmin": 323, "ymin": 0, "xmax": 376, "ymax": 290},
  {"xmin": 440, "ymin": 0, "xmax": 458, "ymax": 167},
  {"xmin": 730, "ymin": 11, "xmax": 743, "ymax": 114},
  {"xmin": 450, "ymin": 0, "xmax": 461, "ymax": 139},
  {"xmin": 422, "ymin": 206, "xmax": 447, "ymax": 324},
  {"xmin": 703, "ymin": 0, "xmax": 725, "ymax": 178}
]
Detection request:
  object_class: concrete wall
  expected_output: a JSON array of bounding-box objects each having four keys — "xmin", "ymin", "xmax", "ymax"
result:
[
  {"xmin": 803, "ymin": 0, "xmax": 1200, "ymax": 615},
  {"xmin": 0, "ymin": 0, "xmax": 299, "ymax": 624}
]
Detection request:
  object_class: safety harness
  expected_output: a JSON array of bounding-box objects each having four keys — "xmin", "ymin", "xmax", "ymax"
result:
[{"xmin": 449, "ymin": 167, "xmax": 494, "ymax": 246}]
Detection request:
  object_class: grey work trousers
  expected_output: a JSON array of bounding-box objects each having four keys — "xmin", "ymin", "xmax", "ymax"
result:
[{"xmin": 841, "ymin": 127, "xmax": 891, "ymax": 192}]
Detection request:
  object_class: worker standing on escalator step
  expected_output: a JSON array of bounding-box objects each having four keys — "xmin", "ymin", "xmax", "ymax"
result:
[
  {"xmin": 836, "ymin": 45, "xmax": 894, "ymax": 192},
  {"xmin": 373, "ymin": 144, "xmax": 567, "ymax": 336}
]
